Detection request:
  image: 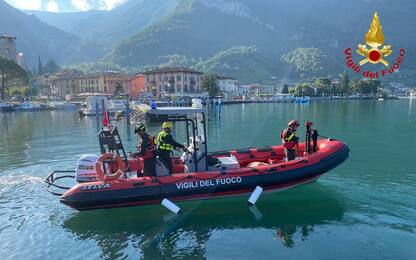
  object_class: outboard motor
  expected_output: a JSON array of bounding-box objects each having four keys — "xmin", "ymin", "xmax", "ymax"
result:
[{"xmin": 75, "ymin": 154, "xmax": 99, "ymax": 182}]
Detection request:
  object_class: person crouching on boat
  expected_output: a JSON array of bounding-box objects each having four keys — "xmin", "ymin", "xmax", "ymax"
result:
[
  {"xmin": 157, "ymin": 121, "xmax": 189, "ymax": 175},
  {"xmin": 131, "ymin": 124, "xmax": 157, "ymax": 177},
  {"xmin": 281, "ymin": 120, "xmax": 300, "ymax": 161}
]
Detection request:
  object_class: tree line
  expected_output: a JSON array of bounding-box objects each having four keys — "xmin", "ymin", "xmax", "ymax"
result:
[
  {"xmin": 282, "ymin": 72, "xmax": 382, "ymax": 97},
  {"xmin": 0, "ymin": 56, "xmax": 61, "ymax": 100}
]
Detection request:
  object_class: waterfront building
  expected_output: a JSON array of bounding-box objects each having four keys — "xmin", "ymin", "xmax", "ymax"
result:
[
  {"xmin": 216, "ymin": 75, "xmax": 239, "ymax": 99},
  {"xmin": 143, "ymin": 67, "xmax": 203, "ymax": 99},
  {"xmin": 0, "ymin": 35, "xmax": 17, "ymax": 62},
  {"xmin": 129, "ymin": 74, "xmax": 146, "ymax": 99},
  {"xmin": 237, "ymin": 85, "xmax": 250, "ymax": 97},
  {"xmin": 248, "ymin": 84, "xmax": 276, "ymax": 97},
  {"xmin": 50, "ymin": 70, "xmax": 83, "ymax": 98},
  {"xmin": 47, "ymin": 71, "xmax": 130, "ymax": 99},
  {"xmin": 78, "ymin": 72, "xmax": 129, "ymax": 96}
]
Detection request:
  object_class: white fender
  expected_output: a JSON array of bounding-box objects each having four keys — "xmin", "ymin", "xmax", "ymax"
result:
[
  {"xmin": 161, "ymin": 198, "xmax": 181, "ymax": 214},
  {"xmin": 248, "ymin": 186, "xmax": 263, "ymax": 205}
]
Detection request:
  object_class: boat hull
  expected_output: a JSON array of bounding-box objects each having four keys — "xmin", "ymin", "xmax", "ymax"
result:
[{"xmin": 60, "ymin": 140, "xmax": 349, "ymax": 210}]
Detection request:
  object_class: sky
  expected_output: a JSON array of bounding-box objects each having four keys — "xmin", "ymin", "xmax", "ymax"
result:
[{"xmin": 5, "ymin": 0, "xmax": 127, "ymax": 12}]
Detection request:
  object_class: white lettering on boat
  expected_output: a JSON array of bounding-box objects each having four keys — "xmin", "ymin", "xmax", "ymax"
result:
[
  {"xmin": 175, "ymin": 177, "xmax": 242, "ymax": 190},
  {"xmin": 81, "ymin": 183, "xmax": 110, "ymax": 191}
]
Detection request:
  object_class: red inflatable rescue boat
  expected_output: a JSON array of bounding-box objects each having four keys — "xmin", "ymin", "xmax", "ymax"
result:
[{"xmin": 45, "ymin": 106, "xmax": 349, "ymax": 211}]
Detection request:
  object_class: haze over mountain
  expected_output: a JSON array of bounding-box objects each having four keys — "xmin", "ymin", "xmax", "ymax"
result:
[
  {"xmin": 0, "ymin": 0, "xmax": 80, "ymax": 66},
  {"xmin": 26, "ymin": 10, "xmax": 104, "ymax": 32},
  {"xmin": 25, "ymin": 0, "xmax": 179, "ymax": 64}
]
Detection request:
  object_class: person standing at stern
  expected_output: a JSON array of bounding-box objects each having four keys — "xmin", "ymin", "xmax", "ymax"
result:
[{"xmin": 281, "ymin": 120, "xmax": 300, "ymax": 161}]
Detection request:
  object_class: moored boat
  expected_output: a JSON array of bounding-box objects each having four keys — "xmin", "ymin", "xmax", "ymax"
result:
[
  {"xmin": 0, "ymin": 102, "xmax": 14, "ymax": 112},
  {"xmin": 15, "ymin": 102, "xmax": 41, "ymax": 111}
]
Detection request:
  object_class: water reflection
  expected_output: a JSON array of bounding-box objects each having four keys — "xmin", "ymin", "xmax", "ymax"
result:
[{"xmin": 62, "ymin": 184, "xmax": 345, "ymax": 258}]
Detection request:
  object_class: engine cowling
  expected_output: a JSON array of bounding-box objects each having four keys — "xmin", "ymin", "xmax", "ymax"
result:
[{"xmin": 75, "ymin": 154, "xmax": 99, "ymax": 182}]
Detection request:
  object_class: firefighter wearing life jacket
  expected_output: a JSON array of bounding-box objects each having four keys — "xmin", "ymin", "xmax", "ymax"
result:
[
  {"xmin": 281, "ymin": 120, "xmax": 300, "ymax": 161},
  {"xmin": 157, "ymin": 121, "xmax": 188, "ymax": 175},
  {"xmin": 131, "ymin": 124, "xmax": 157, "ymax": 177}
]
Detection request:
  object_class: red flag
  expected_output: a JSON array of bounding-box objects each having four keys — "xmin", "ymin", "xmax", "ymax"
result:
[{"xmin": 103, "ymin": 110, "xmax": 109, "ymax": 126}]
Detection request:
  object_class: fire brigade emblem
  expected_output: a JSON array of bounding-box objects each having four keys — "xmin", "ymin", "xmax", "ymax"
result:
[{"xmin": 356, "ymin": 12, "xmax": 392, "ymax": 66}]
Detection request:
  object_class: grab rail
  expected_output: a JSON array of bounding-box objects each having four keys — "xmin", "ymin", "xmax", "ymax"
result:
[{"xmin": 44, "ymin": 170, "xmax": 76, "ymax": 196}]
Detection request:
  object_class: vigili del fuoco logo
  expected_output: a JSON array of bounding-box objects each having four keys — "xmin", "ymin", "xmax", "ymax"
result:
[{"xmin": 344, "ymin": 12, "xmax": 405, "ymax": 78}]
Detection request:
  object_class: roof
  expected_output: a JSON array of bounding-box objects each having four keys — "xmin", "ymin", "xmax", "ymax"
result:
[
  {"xmin": 215, "ymin": 75, "xmax": 237, "ymax": 80},
  {"xmin": 78, "ymin": 93, "xmax": 112, "ymax": 97},
  {"xmin": 0, "ymin": 35, "xmax": 16, "ymax": 39},
  {"xmin": 147, "ymin": 107, "xmax": 205, "ymax": 115},
  {"xmin": 143, "ymin": 66, "xmax": 203, "ymax": 75}
]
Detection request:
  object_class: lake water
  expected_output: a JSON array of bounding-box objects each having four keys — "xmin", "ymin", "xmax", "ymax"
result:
[{"xmin": 0, "ymin": 100, "xmax": 415, "ymax": 259}]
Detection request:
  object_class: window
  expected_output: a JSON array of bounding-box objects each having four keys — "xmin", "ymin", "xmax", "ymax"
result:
[
  {"xmin": 177, "ymin": 75, "xmax": 181, "ymax": 81},
  {"xmin": 164, "ymin": 76, "xmax": 168, "ymax": 81}
]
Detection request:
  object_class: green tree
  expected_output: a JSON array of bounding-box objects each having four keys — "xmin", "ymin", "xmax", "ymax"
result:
[
  {"xmin": 351, "ymin": 78, "xmax": 360, "ymax": 93},
  {"xmin": 0, "ymin": 57, "xmax": 29, "ymax": 100},
  {"xmin": 10, "ymin": 87, "xmax": 22, "ymax": 96},
  {"xmin": 43, "ymin": 59, "xmax": 60, "ymax": 74},
  {"xmin": 294, "ymin": 84, "xmax": 302, "ymax": 96},
  {"xmin": 358, "ymin": 79, "xmax": 380, "ymax": 94},
  {"xmin": 37, "ymin": 56, "xmax": 43, "ymax": 75},
  {"xmin": 202, "ymin": 74, "xmax": 219, "ymax": 97},
  {"xmin": 301, "ymin": 83, "xmax": 315, "ymax": 96},
  {"xmin": 340, "ymin": 71, "xmax": 350, "ymax": 95},
  {"xmin": 281, "ymin": 84, "xmax": 289, "ymax": 94},
  {"xmin": 113, "ymin": 83, "xmax": 124, "ymax": 96},
  {"xmin": 294, "ymin": 83, "xmax": 315, "ymax": 96},
  {"xmin": 314, "ymin": 77, "xmax": 331, "ymax": 96}
]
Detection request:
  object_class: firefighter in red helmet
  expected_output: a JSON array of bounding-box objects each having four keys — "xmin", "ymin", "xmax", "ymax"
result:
[{"xmin": 281, "ymin": 120, "xmax": 300, "ymax": 161}]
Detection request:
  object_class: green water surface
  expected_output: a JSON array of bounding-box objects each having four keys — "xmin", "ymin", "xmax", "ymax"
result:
[{"xmin": 0, "ymin": 100, "xmax": 415, "ymax": 259}]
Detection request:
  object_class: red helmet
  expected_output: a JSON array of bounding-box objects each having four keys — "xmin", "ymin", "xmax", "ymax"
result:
[{"xmin": 288, "ymin": 120, "xmax": 299, "ymax": 128}]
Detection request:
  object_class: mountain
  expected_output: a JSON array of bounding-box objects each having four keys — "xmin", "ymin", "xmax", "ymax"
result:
[
  {"xmin": 108, "ymin": 0, "xmax": 416, "ymax": 83},
  {"xmin": 26, "ymin": 0, "xmax": 180, "ymax": 65},
  {"xmin": 25, "ymin": 10, "xmax": 104, "ymax": 33},
  {"xmin": 0, "ymin": 0, "xmax": 80, "ymax": 67},
  {"xmin": 70, "ymin": 0, "xmax": 179, "ymax": 45}
]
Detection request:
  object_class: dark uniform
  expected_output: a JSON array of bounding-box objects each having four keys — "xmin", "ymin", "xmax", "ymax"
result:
[
  {"xmin": 157, "ymin": 129, "xmax": 185, "ymax": 175},
  {"xmin": 135, "ymin": 132, "xmax": 157, "ymax": 177},
  {"xmin": 281, "ymin": 127, "xmax": 299, "ymax": 161}
]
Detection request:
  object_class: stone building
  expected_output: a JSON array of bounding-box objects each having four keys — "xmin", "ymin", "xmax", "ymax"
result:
[
  {"xmin": 0, "ymin": 35, "xmax": 17, "ymax": 62},
  {"xmin": 143, "ymin": 67, "xmax": 203, "ymax": 99}
]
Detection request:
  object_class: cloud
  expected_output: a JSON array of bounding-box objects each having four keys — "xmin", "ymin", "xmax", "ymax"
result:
[
  {"xmin": 71, "ymin": 0, "xmax": 91, "ymax": 11},
  {"xmin": 99, "ymin": 0, "xmax": 126, "ymax": 10},
  {"xmin": 46, "ymin": 1, "xmax": 59, "ymax": 12},
  {"xmin": 13, "ymin": 0, "xmax": 42, "ymax": 10}
]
